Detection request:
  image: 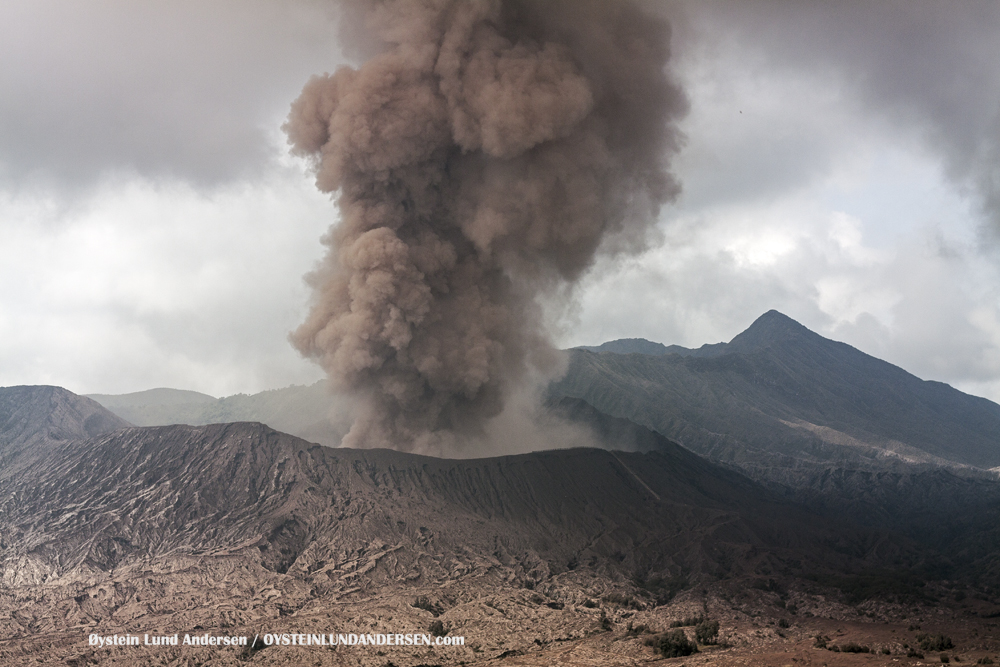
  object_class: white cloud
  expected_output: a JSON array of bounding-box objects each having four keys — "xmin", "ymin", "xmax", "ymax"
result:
[{"xmin": 0, "ymin": 157, "xmax": 331, "ymax": 396}]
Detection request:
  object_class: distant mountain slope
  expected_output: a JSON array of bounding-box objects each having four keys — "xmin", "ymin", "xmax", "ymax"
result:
[
  {"xmin": 552, "ymin": 310, "xmax": 1000, "ymax": 470},
  {"xmin": 86, "ymin": 387, "xmax": 216, "ymax": 426},
  {"xmin": 87, "ymin": 382, "xmax": 351, "ymax": 447}
]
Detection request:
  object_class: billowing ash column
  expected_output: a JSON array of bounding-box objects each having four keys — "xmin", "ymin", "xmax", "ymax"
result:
[{"xmin": 285, "ymin": 0, "xmax": 687, "ymax": 453}]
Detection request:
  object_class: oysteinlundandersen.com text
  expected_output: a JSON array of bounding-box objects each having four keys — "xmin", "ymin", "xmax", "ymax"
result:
[{"xmin": 88, "ymin": 632, "xmax": 465, "ymax": 648}]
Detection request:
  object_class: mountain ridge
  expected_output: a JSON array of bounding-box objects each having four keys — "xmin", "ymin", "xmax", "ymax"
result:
[
  {"xmin": 86, "ymin": 381, "xmax": 351, "ymax": 447},
  {"xmin": 553, "ymin": 311, "xmax": 1000, "ymax": 470},
  {"xmin": 575, "ymin": 311, "xmax": 832, "ymax": 359},
  {"xmin": 0, "ymin": 387, "xmax": 882, "ymax": 595}
]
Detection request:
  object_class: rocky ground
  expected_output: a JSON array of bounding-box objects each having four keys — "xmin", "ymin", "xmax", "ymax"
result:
[
  {"xmin": 2, "ymin": 563, "xmax": 999, "ymax": 666},
  {"xmin": 3, "ymin": 387, "xmax": 998, "ymax": 666}
]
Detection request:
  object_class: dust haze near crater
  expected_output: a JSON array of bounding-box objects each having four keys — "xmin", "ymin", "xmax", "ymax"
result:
[{"xmin": 285, "ymin": 0, "xmax": 688, "ymax": 453}]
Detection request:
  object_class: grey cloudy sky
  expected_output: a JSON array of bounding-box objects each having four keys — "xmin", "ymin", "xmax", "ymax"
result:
[{"xmin": 2, "ymin": 0, "xmax": 1000, "ymax": 403}]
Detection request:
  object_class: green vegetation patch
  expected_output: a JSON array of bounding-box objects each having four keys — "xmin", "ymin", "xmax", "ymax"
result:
[{"xmin": 645, "ymin": 629, "xmax": 698, "ymax": 658}]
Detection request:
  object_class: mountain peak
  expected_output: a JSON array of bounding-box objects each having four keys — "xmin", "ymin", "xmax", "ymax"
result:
[
  {"xmin": 726, "ymin": 310, "xmax": 816, "ymax": 352},
  {"xmin": 574, "ymin": 311, "xmax": 816, "ymax": 358}
]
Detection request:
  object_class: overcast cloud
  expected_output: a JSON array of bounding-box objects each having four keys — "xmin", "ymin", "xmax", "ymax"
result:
[{"xmin": 2, "ymin": 0, "xmax": 1000, "ymax": 404}]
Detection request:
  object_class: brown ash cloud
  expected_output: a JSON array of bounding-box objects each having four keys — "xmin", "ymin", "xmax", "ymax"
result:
[{"xmin": 284, "ymin": 0, "xmax": 687, "ymax": 453}]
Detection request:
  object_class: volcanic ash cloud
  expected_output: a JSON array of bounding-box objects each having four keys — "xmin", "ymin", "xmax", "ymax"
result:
[{"xmin": 285, "ymin": 0, "xmax": 687, "ymax": 453}]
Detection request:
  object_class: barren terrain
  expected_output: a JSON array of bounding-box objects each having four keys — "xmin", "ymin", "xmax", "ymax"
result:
[{"xmin": 3, "ymin": 382, "xmax": 1000, "ymax": 665}]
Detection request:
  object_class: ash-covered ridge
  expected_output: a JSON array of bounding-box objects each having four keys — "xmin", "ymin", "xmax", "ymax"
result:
[
  {"xmin": 0, "ymin": 385, "xmax": 130, "ymax": 476},
  {"xmin": 0, "ymin": 385, "xmax": 877, "ymax": 594},
  {"xmin": 0, "ymin": 421, "xmax": 840, "ymax": 589}
]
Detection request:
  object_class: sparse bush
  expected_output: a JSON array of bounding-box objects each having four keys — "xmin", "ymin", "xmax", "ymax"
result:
[
  {"xmin": 919, "ymin": 633, "xmax": 955, "ymax": 652},
  {"xmin": 977, "ymin": 658, "xmax": 994, "ymax": 665},
  {"xmin": 908, "ymin": 648, "xmax": 926, "ymax": 659},
  {"xmin": 942, "ymin": 656, "xmax": 950, "ymax": 664},
  {"xmin": 881, "ymin": 646, "xmax": 891, "ymax": 654},
  {"xmin": 625, "ymin": 622, "xmax": 649, "ymax": 637},
  {"xmin": 428, "ymin": 620, "xmax": 447, "ymax": 637},
  {"xmin": 600, "ymin": 614, "xmax": 613, "ymax": 631},
  {"xmin": 669, "ymin": 615, "xmax": 704, "ymax": 628},
  {"xmin": 840, "ymin": 642, "xmax": 871, "ymax": 654},
  {"xmin": 778, "ymin": 618, "xmax": 790, "ymax": 628},
  {"xmin": 814, "ymin": 635, "xmax": 829, "ymax": 649},
  {"xmin": 582, "ymin": 599, "xmax": 597, "ymax": 609},
  {"xmin": 695, "ymin": 619, "xmax": 720, "ymax": 645},
  {"xmin": 645, "ymin": 629, "xmax": 697, "ymax": 658}
]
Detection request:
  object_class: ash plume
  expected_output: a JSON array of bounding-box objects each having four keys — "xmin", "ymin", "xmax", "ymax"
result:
[{"xmin": 285, "ymin": 0, "xmax": 687, "ymax": 453}]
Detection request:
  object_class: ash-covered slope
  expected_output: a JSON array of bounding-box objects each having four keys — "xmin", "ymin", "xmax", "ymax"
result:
[
  {"xmin": 0, "ymin": 422, "xmax": 807, "ymax": 587},
  {"xmin": 0, "ymin": 385, "xmax": 130, "ymax": 475},
  {"xmin": 553, "ymin": 310, "xmax": 1000, "ymax": 470}
]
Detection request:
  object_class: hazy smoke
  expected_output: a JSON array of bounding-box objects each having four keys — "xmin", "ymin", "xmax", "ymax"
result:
[{"xmin": 285, "ymin": 0, "xmax": 686, "ymax": 453}]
